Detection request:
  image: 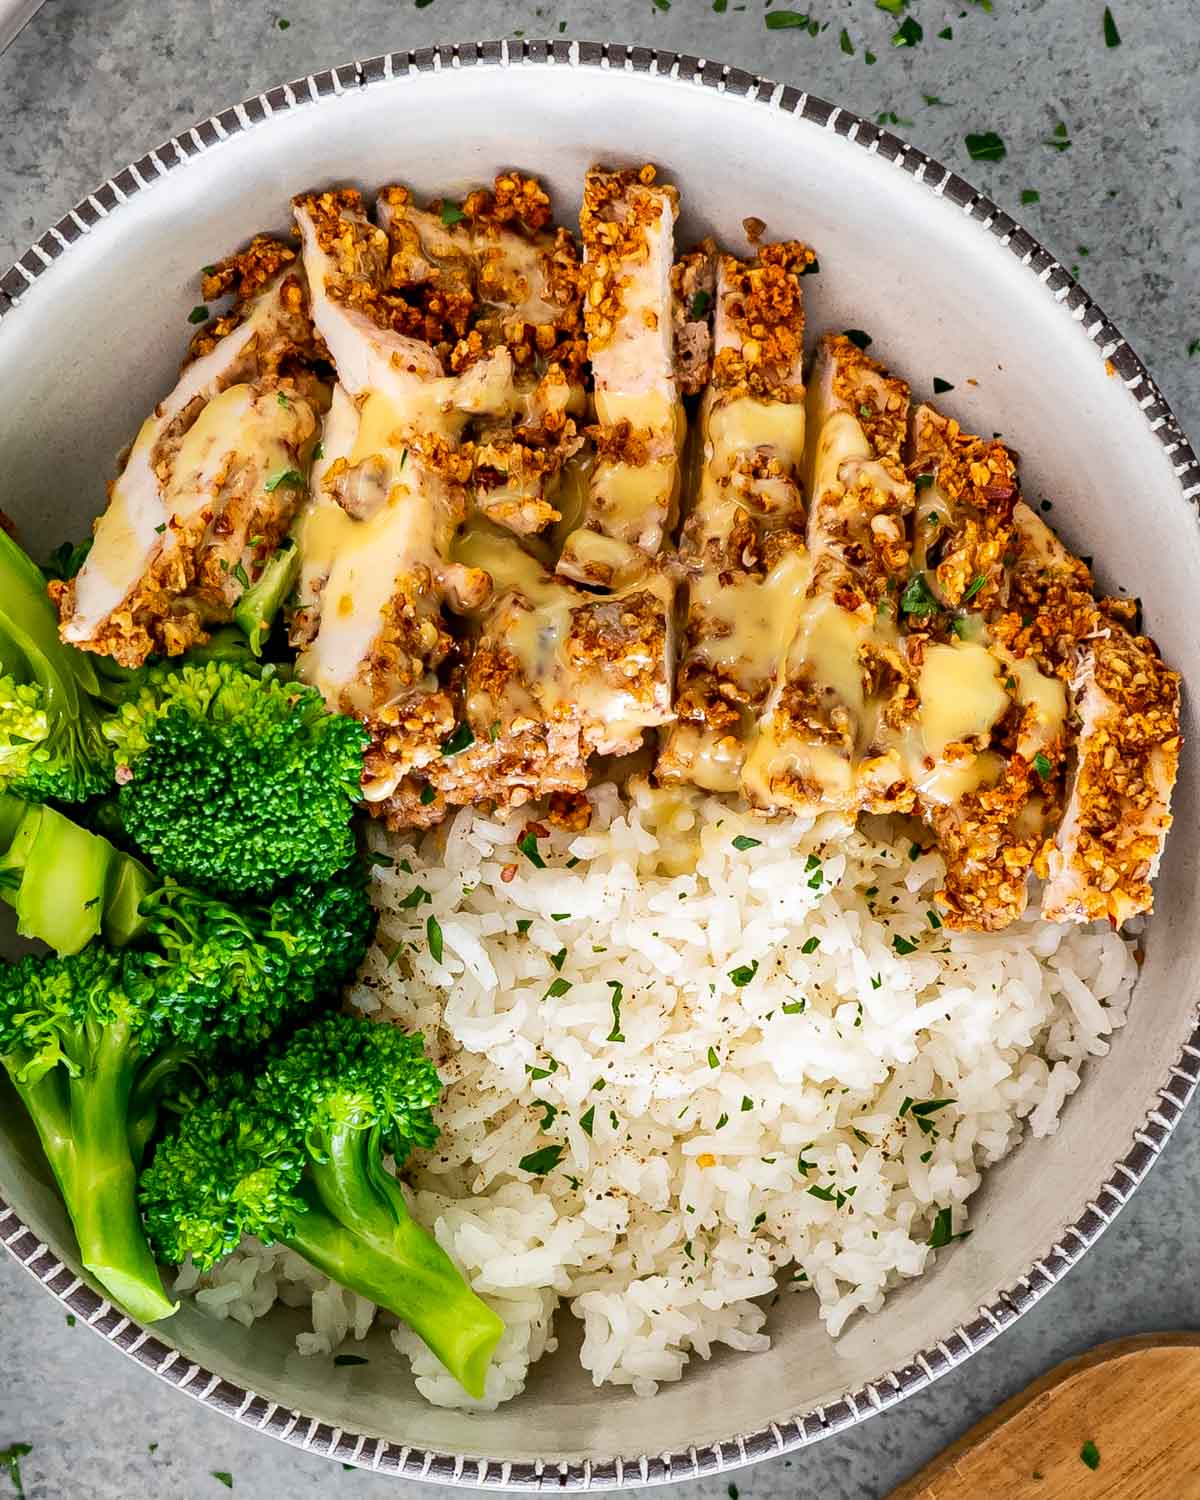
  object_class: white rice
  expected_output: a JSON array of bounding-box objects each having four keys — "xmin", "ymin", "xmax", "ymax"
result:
[{"xmin": 177, "ymin": 779, "xmax": 1137, "ymax": 1409}]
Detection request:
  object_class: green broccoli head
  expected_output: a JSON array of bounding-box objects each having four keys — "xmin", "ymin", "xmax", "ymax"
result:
[
  {"xmin": 0, "ymin": 944, "xmax": 145, "ymax": 1085},
  {"xmin": 126, "ymin": 866, "xmax": 375, "ymax": 1052},
  {"xmin": 139, "ymin": 1085, "xmax": 309, "ymax": 1269},
  {"xmin": 0, "ymin": 529, "xmax": 113, "ymax": 803},
  {"xmin": 104, "ymin": 661, "xmax": 368, "ymax": 895}
]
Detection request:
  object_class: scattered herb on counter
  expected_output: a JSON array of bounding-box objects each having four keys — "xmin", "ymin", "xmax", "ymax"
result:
[
  {"xmin": 875, "ymin": 0, "xmax": 906, "ymax": 12},
  {"xmin": 1187, "ymin": 338, "xmax": 1200, "ymax": 357},
  {"xmin": 440, "ymin": 201, "xmax": 467, "ymax": 226},
  {"xmin": 927, "ymin": 1207, "xmax": 971, "ymax": 1247},
  {"xmin": 923, "ymin": 92, "xmax": 949, "ymax": 106},
  {"xmin": 1021, "ymin": 188, "xmax": 1041, "ymax": 205},
  {"xmin": 440, "ymin": 722, "xmax": 474, "ymax": 756},
  {"xmin": 932, "ymin": 376, "xmax": 955, "ymax": 394},
  {"xmin": 713, "ymin": 0, "xmax": 728, "ymax": 11},
  {"xmin": 1081, "ymin": 1440, "xmax": 1101, "ymax": 1471},
  {"xmin": 334, "ymin": 1353, "xmax": 369, "ymax": 1366},
  {"xmin": 864, "ymin": 48, "xmax": 877, "ymax": 62},
  {"xmin": 728, "ymin": 1485, "xmax": 740, "ymax": 1500},
  {"xmin": 425, "ymin": 914, "xmax": 444, "ymax": 963},
  {"xmin": 732, "ymin": 834, "xmax": 762, "ymax": 850},
  {"xmin": 518, "ymin": 1144, "xmax": 565, "ymax": 1175},
  {"xmin": 607, "ymin": 981, "xmax": 626, "ymax": 1042},
  {"xmin": 937, "ymin": 24, "xmax": 952, "ymax": 38},
  {"xmin": 518, "ymin": 832, "xmax": 546, "ymax": 868},
  {"xmin": 0, "ymin": 1444, "xmax": 31, "ymax": 1498},
  {"xmin": 729, "ymin": 961, "xmax": 759, "ymax": 988},
  {"xmin": 764, "ymin": 9, "xmax": 811, "ymax": 28},
  {"xmin": 188, "ymin": 304, "xmax": 209, "ymax": 323},
  {"xmin": 891, "ymin": 16, "xmax": 922, "ymax": 46},
  {"xmin": 65, "ymin": 1313, "xmax": 76, "ymax": 1327},
  {"xmin": 212, "ymin": 1476, "xmax": 234, "ymax": 1491},
  {"xmin": 965, "ymin": 131, "xmax": 1006, "ymax": 162},
  {"xmin": 839, "ymin": 27, "xmax": 854, "ymax": 53},
  {"xmin": 1044, "ymin": 121, "xmax": 1072, "ymax": 152},
  {"xmin": 1102, "ymin": 6, "xmax": 1120, "ymax": 46},
  {"xmin": 277, "ymin": 16, "xmax": 290, "ymax": 28}
]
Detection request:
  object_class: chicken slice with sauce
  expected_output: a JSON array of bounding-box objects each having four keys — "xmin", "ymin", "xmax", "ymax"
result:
[
  {"xmin": 657, "ymin": 241, "xmax": 813, "ymax": 792},
  {"xmin": 389, "ymin": 523, "xmax": 675, "ymax": 823},
  {"xmin": 53, "ymin": 237, "xmax": 322, "ymax": 666},
  {"xmin": 377, "ymin": 175, "xmax": 588, "ymax": 537},
  {"xmin": 290, "ymin": 188, "xmax": 510, "ymax": 803},
  {"xmin": 902, "ymin": 407, "xmax": 1067, "ymax": 928},
  {"xmin": 742, "ymin": 334, "xmax": 917, "ymax": 816},
  {"xmin": 557, "ymin": 166, "xmax": 684, "ymax": 588}
]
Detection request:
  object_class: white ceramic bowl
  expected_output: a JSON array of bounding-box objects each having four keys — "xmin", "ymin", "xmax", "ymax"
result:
[{"xmin": 2, "ymin": 39, "xmax": 1198, "ymax": 1489}]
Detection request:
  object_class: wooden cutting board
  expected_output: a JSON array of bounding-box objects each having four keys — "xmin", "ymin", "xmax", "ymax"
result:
[{"xmin": 887, "ymin": 1334, "xmax": 1200, "ymax": 1499}]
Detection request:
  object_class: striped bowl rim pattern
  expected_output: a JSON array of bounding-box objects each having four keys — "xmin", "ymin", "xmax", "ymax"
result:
[{"xmin": 1, "ymin": 37, "xmax": 1198, "ymax": 1490}]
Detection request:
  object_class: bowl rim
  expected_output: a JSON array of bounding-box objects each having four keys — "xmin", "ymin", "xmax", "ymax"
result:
[{"xmin": 2, "ymin": 35, "xmax": 1199, "ymax": 1491}]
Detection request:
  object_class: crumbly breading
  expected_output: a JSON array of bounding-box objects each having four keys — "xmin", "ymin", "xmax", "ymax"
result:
[
  {"xmin": 710, "ymin": 242, "xmax": 814, "ymax": 402},
  {"xmin": 579, "ymin": 164, "xmax": 678, "ymax": 353}
]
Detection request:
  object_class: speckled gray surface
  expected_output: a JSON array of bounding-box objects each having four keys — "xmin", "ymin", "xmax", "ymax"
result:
[{"xmin": 1, "ymin": 3, "xmax": 1198, "ymax": 1498}]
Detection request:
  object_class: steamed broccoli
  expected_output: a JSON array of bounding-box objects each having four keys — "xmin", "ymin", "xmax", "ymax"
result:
[
  {"xmin": 0, "ymin": 527, "xmax": 112, "ymax": 802},
  {"xmin": 140, "ymin": 1013, "xmax": 504, "ymax": 1398},
  {"xmin": 234, "ymin": 536, "xmax": 301, "ymax": 656},
  {"xmin": 0, "ymin": 866, "xmax": 375, "ymax": 1322},
  {"xmin": 103, "ymin": 660, "xmax": 368, "ymax": 895},
  {"xmin": 0, "ymin": 791, "xmax": 154, "ymax": 954}
]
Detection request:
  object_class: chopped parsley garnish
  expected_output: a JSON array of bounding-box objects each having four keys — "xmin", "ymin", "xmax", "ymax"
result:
[
  {"xmin": 753, "ymin": 1211, "xmax": 766, "ymax": 1228},
  {"xmin": 782, "ymin": 1000, "xmax": 806, "ymax": 1014},
  {"xmin": 893, "ymin": 935, "xmax": 917, "ymax": 955},
  {"xmin": 741, "ymin": 1096, "xmax": 753, "ymax": 1111},
  {"xmin": 853, "ymin": 1128, "xmax": 871, "ymax": 1146},
  {"xmin": 805, "ymin": 854, "xmax": 821, "ymax": 871},
  {"xmin": 1102, "ymin": 6, "xmax": 1120, "ymax": 46},
  {"xmin": 801, "ymin": 936, "xmax": 820, "ymax": 955},
  {"xmin": 927, "ymin": 1206, "xmax": 971, "ymax": 1248},
  {"xmin": 920, "ymin": 1148, "xmax": 933, "ymax": 1163},
  {"xmin": 909, "ymin": 841, "xmax": 922, "ymax": 861},
  {"xmin": 606, "ymin": 981, "xmax": 625, "ymax": 1042},
  {"xmin": 580, "ymin": 1104, "xmax": 596, "ymax": 1136},
  {"xmin": 551, "ymin": 912, "xmax": 570, "ymax": 922},
  {"xmin": 689, "ymin": 290, "xmax": 711, "ymax": 319},
  {"xmin": 900, "ymin": 572, "xmax": 940, "ymax": 617},
  {"xmin": 729, "ymin": 961, "xmax": 759, "ymax": 987},
  {"xmin": 844, "ymin": 328, "xmax": 872, "ymax": 350},
  {"xmin": 962, "ymin": 574, "xmax": 987, "ymax": 604},
  {"xmin": 891, "ymin": 16, "xmax": 922, "ymax": 46},
  {"xmin": 425, "ymin": 914, "xmax": 443, "ymax": 963},
  {"xmin": 518, "ymin": 1144, "xmax": 565, "ymax": 1175},
  {"xmin": 716, "ymin": 1113, "xmax": 729, "ymax": 1129},
  {"xmin": 732, "ymin": 834, "xmax": 762, "ymax": 851},
  {"xmin": 1080, "ymin": 1440, "xmax": 1101, "ymax": 1471},
  {"xmin": 440, "ymin": 201, "xmax": 467, "ymax": 226},
  {"xmin": 1033, "ymin": 751, "xmax": 1053, "ymax": 779},
  {"xmin": 914, "ymin": 472, "xmax": 935, "ymax": 492},
  {"xmin": 232, "ymin": 560, "xmax": 250, "ymax": 589},
  {"xmin": 516, "ymin": 918, "xmax": 532, "ymax": 934},
  {"xmin": 965, "ymin": 131, "xmax": 1006, "ymax": 163},
  {"xmin": 188, "ymin": 304, "xmax": 210, "ymax": 323},
  {"xmin": 527, "ymin": 1058, "xmax": 558, "ymax": 1079},
  {"xmin": 535, "ymin": 1100, "xmax": 559, "ymax": 1131},
  {"xmin": 518, "ymin": 832, "xmax": 546, "ymax": 868},
  {"xmin": 859, "ymin": 402, "xmax": 873, "ymax": 419},
  {"xmin": 911, "ymin": 1098, "xmax": 954, "ymax": 1118},
  {"xmin": 550, "ymin": 948, "xmax": 566, "ymax": 971},
  {"xmin": 264, "ymin": 468, "xmax": 305, "ymax": 493},
  {"xmin": 544, "ymin": 977, "xmax": 571, "ymax": 1000},
  {"xmin": 440, "ymin": 722, "xmax": 474, "ymax": 756},
  {"xmin": 927, "ymin": 909, "xmax": 943, "ymax": 929},
  {"xmin": 801, "ymin": 256, "xmax": 820, "ymax": 274},
  {"xmin": 154, "ymin": 522, "xmax": 167, "ymax": 534},
  {"xmin": 707, "ymin": 1045, "xmax": 720, "ymax": 1068},
  {"xmin": 952, "ymin": 616, "xmax": 971, "ymax": 640},
  {"xmin": 870, "ymin": 974, "xmax": 882, "ymax": 990},
  {"xmin": 839, "ymin": 27, "xmax": 853, "ymax": 53},
  {"xmin": 898, "ymin": 1096, "xmax": 914, "ymax": 1117},
  {"xmin": 807, "ymin": 1183, "xmax": 836, "ymax": 1201},
  {"xmin": 333, "ymin": 1353, "xmax": 369, "ymax": 1366},
  {"xmin": 397, "ymin": 884, "xmax": 431, "ymax": 909}
]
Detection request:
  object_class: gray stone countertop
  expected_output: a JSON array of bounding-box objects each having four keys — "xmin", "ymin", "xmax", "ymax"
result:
[{"xmin": 1, "ymin": 2, "xmax": 1197, "ymax": 1497}]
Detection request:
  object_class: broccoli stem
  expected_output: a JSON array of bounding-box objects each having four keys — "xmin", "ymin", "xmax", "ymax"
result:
[
  {"xmin": 286, "ymin": 1130, "xmax": 503, "ymax": 1399},
  {"xmin": 10, "ymin": 1017, "xmax": 177, "ymax": 1323},
  {"xmin": 233, "ymin": 539, "xmax": 300, "ymax": 656}
]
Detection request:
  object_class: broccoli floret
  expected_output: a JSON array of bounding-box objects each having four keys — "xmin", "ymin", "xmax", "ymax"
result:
[
  {"xmin": 0, "ymin": 864, "xmax": 374, "ymax": 1322},
  {"xmin": 0, "ymin": 792, "xmax": 154, "ymax": 954},
  {"xmin": 0, "ymin": 527, "xmax": 112, "ymax": 802},
  {"xmin": 0, "ymin": 946, "xmax": 178, "ymax": 1322},
  {"xmin": 103, "ymin": 661, "xmax": 367, "ymax": 896},
  {"xmin": 234, "ymin": 537, "xmax": 300, "ymax": 656},
  {"xmin": 141, "ymin": 1013, "xmax": 505, "ymax": 1398}
]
